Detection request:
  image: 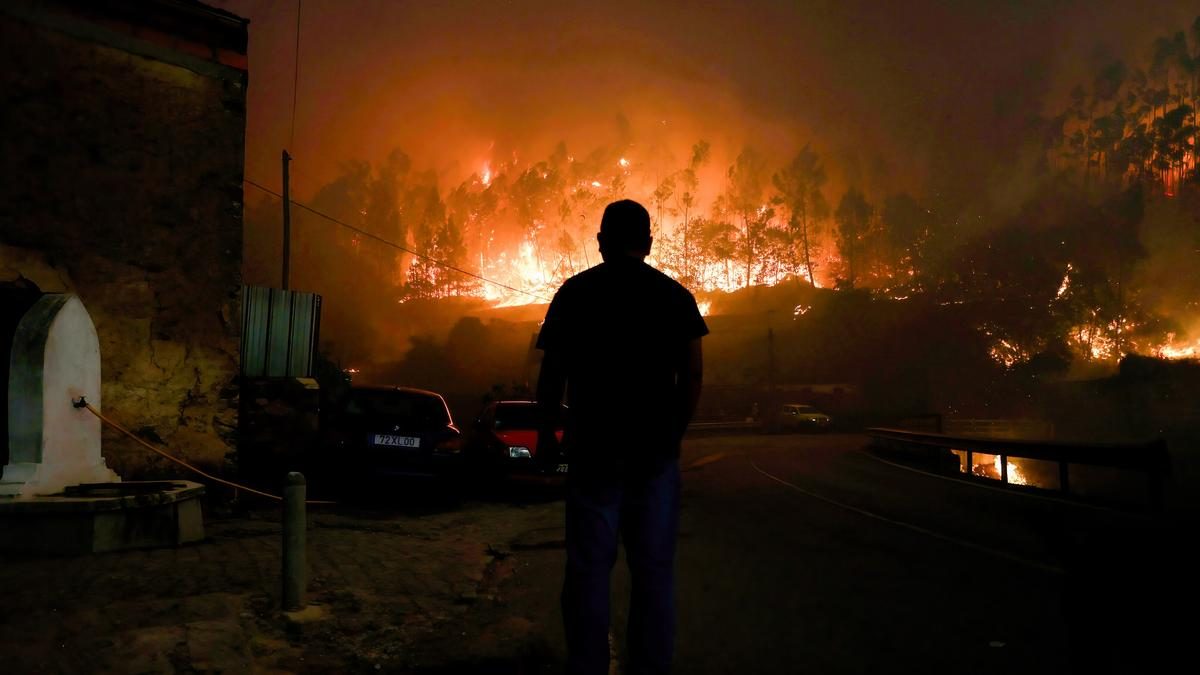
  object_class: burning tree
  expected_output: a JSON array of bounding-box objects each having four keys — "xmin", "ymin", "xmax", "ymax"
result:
[
  {"xmin": 716, "ymin": 147, "xmax": 771, "ymax": 288},
  {"xmin": 656, "ymin": 141, "xmax": 711, "ymax": 287},
  {"xmin": 772, "ymin": 144, "xmax": 829, "ymax": 286},
  {"xmin": 834, "ymin": 186, "xmax": 872, "ymax": 288},
  {"xmin": 1051, "ymin": 18, "xmax": 1200, "ymax": 195}
]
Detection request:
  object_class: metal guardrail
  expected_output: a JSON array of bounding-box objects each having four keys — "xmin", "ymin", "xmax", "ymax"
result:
[
  {"xmin": 941, "ymin": 418, "xmax": 1054, "ymax": 439},
  {"xmin": 867, "ymin": 427, "xmax": 1170, "ymax": 510},
  {"xmin": 687, "ymin": 420, "xmax": 761, "ymax": 434}
]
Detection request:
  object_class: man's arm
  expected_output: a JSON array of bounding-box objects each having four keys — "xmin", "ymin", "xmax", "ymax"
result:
[
  {"xmin": 675, "ymin": 337, "xmax": 704, "ymax": 440},
  {"xmin": 535, "ymin": 347, "xmax": 566, "ymax": 460}
]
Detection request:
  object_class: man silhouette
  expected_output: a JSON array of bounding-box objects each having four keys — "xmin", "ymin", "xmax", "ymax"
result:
[{"xmin": 536, "ymin": 199, "xmax": 707, "ymax": 675}]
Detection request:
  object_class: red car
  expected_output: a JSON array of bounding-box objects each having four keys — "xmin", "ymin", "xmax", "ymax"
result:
[{"xmin": 468, "ymin": 400, "xmax": 567, "ymax": 475}]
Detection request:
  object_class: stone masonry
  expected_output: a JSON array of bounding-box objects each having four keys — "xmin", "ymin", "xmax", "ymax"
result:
[{"xmin": 0, "ymin": 1, "xmax": 248, "ymax": 475}]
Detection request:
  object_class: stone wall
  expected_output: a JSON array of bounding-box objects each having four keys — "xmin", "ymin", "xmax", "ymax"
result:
[{"xmin": 0, "ymin": 4, "xmax": 246, "ymax": 475}]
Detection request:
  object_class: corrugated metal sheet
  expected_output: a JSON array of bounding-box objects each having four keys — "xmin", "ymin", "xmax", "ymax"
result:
[{"xmin": 240, "ymin": 286, "xmax": 321, "ymax": 377}]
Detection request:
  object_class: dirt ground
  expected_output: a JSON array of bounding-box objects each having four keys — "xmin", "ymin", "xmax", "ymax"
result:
[{"xmin": 0, "ymin": 482, "xmax": 570, "ymax": 674}]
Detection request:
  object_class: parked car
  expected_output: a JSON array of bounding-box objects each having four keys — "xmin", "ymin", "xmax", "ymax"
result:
[
  {"xmin": 777, "ymin": 403, "xmax": 833, "ymax": 432},
  {"xmin": 323, "ymin": 386, "xmax": 464, "ymax": 483},
  {"xmin": 467, "ymin": 400, "xmax": 567, "ymax": 476}
]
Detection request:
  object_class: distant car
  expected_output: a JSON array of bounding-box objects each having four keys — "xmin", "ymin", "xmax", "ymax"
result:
[
  {"xmin": 777, "ymin": 403, "xmax": 832, "ymax": 432},
  {"xmin": 467, "ymin": 400, "xmax": 567, "ymax": 476},
  {"xmin": 324, "ymin": 386, "xmax": 463, "ymax": 482}
]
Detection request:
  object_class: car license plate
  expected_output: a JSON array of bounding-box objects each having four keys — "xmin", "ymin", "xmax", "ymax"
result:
[
  {"xmin": 555, "ymin": 463, "xmax": 569, "ymax": 474},
  {"xmin": 372, "ymin": 434, "xmax": 420, "ymax": 448}
]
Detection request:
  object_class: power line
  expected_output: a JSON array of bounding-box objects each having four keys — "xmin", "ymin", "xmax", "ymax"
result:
[
  {"xmin": 289, "ymin": 0, "xmax": 302, "ymax": 150},
  {"xmin": 243, "ymin": 178, "xmax": 553, "ymax": 303}
]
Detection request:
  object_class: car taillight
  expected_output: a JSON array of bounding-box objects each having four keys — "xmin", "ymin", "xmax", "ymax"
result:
[{"xmin": 435, "ymin": 436, "xmax": 462, "ymax": 453}]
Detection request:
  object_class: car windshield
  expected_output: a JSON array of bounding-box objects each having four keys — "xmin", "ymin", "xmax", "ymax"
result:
[
  {"xmin": 789, "ymin": 405, "xmax": 818, "ymax": 413},
  {"xmin": 494, "ymin": 403, "xmax": 565, "ymax": 430},
  {"xmin": 345, "ymin": 389, "xmax": 450, "ymax": 427}
]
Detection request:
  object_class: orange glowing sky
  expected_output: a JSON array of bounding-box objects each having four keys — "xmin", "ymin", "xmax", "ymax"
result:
[{"xmin": 216, "ymin": 0, "xmax": 1194, "ymax": 215}]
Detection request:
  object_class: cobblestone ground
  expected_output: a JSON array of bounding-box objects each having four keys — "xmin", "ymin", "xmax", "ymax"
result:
[{"xmin": 0, "ymin": 489, "xmax": 567, "ymax": 674}]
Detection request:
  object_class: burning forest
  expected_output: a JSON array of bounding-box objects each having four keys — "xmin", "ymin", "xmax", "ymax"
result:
[{"xmin": 231, "ymin": 3, "xmax": 1200, "ymax": 416}]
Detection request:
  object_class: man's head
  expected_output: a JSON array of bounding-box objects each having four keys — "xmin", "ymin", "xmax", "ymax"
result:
[{"xmin": 598, "ymin": 199, "xmax": 652, "ymax": 261}]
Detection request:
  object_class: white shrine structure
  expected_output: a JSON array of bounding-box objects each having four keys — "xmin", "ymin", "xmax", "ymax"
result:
[
  {"xmin": 0, "ymin": 293, "xmax": 203, "ymax": 553},
  {"xmin": 1, "ymin": 294, "xmax": 120, "ymax": 496}
]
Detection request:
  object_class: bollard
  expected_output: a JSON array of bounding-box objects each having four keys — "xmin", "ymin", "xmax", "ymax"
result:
[{"xmin": 282, "ymin": 471, "xmax": 307, "ymax": 611}]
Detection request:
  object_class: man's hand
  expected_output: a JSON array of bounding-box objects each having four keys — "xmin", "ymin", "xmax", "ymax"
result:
[
  {"xmin": 536, "ymin": 427, "xmax": 563, "ymax": 469},
  {"xmin": 674, "ymin": 337, "xmax": 704, "ymax": 442},
  {"xmin": 536, "ymin": 346, "xmax": 567, "ymax": 471}
]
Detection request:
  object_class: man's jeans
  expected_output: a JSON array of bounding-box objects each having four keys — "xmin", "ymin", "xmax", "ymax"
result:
[{"xmin": 562, "ymin": 458, "xmax": 681, "ymax": 675}]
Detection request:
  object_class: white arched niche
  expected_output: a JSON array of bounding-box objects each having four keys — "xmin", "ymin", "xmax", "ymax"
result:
[{"xmin": 2, "ymin": 294, "xmax": 119, "ymax": 497}]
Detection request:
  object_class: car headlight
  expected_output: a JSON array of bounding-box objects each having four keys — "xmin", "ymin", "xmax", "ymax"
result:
[{"xmin": 508, "ymin": 446, "xmax": 532, "ymax": 459}]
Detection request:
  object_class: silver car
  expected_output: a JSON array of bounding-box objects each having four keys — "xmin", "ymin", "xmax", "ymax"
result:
[{"xmin": 778, "ymin": 404, "xmax": 832, "ymax": 432}]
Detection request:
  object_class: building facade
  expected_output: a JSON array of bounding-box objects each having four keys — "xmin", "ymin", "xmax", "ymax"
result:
[{"xmin": 0, "ymin": 0, "xmax": 248, "ymax": 474}]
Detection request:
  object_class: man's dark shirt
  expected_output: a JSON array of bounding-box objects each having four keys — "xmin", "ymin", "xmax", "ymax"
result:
[{"xmin": 536, "ymin": 258, "xmax": 709, "ymax": 471}]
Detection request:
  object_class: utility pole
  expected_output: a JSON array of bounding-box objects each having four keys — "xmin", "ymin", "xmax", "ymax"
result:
[
  {"xmin": 282, "ymin": 150, "xmax": 292, "ymax": 290},
  {"xmin": 764, "ymin": 307, "xmax": 778, "ymax": 430},
  {"xmin": 767, "ymin": 326, "xmax": 777, "ymax": 400}
]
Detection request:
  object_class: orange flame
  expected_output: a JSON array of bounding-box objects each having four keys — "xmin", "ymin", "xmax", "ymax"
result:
[{"xmin": 994, "ymin": 455, "xmax": 1029, "ymax": 486}]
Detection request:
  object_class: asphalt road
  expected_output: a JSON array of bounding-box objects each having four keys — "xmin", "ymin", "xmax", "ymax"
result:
[{"xmin": 441, "ymin": 433, "xmax": 1191, "ymax": 674}]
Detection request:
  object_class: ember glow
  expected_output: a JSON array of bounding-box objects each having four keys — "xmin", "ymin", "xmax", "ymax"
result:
[
  {"xmin": 1060, "ymin": 320, "xmax": 1200, "ymax": 364},
  {"xmin": 1069, "ymin": 324, "xmax": 1122, "ymax": 362},
  {"xmin": 1154, "ymin": 334, "xmax": 1200, "ymax": 360},
  {"xmin": 993, "ymin": 455, "xmax": 1029, "ymax": 486},
  {"xmin": 989, "ymin": 339, "xmax": 1030, "ymax": 369},
  {"xmin": 1055, "ymin": 264, "xmax": 1073, "ymax": 300},
  {"xmin": 964, "ymin": 453, "xmax": 1031, "ymax": 487},
  {"xmin": 480, "ymin": 240, "xmax": 557, "ymax": 307}
]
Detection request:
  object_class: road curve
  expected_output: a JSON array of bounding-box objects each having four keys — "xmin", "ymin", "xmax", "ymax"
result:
[{"xmin": 479, "ymin": 433, "xmax": 1190, "ymax": 674}]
